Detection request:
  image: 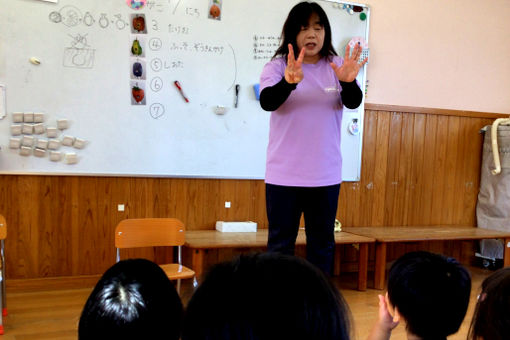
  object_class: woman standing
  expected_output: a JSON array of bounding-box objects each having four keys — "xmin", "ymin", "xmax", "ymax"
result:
[{"xmin": 259, "ymin": 1, "xmax": 367, "ymax": 274}]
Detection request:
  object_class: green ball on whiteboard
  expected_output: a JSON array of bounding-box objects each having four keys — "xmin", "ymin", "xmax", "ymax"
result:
[{"xmin": 360, "ymin": 12, "xmax": 367, "ymax": 21}]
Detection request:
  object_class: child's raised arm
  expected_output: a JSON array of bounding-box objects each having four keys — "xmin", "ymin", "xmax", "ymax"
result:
[{"xmin": 367, "ymin": 294, "xmax": 399, "ymax": 340}]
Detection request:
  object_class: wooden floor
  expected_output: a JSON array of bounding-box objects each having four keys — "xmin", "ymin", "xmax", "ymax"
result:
[{"xmin": 0, "ymin": 266, "xmax": 492, "ymax": 340}]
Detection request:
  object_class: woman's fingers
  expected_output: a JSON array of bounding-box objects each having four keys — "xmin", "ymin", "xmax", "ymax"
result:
[
  {"xmin": 287, "ymin": 43, "xmax": 295, "ymax": 66},
  {"xmin": 344, "ymin": 44, "xmax": 351, "ymax": 60},
  {"xmin": 296, "ymin": 47, "xmax": 305, "ymax": 65}
]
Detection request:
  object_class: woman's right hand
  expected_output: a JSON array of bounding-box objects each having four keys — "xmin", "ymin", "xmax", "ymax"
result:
[{"xmin": 284, "ymin": 44, "xmax": 305, "ymax": 84}]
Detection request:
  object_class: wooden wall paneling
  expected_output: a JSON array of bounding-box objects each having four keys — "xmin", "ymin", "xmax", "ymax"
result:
[
  {"xmin": 399, "ymin": 112, "xmax": 416, "ymax": 226},
  {"xmin": 251, "ymin": 180, "xmax": 267, "ymax": 229},
  {"xmin": 19, "ymin": 176, "xmax": 43, "ymax": 278},
  {"xmin": 408, "ymin": 113, "xmax": 426, "ymax": 226},
  {"xmin": 71, "ymin": 177, "xmax": 81, "ymax": 276},
  {"xmin": 460, "ymin": 118, "xmax": 488, "ymax": 225},
  {"xmin": 76, "ymin": 177, "xmax": 104, "ymax": 275},
  {"xmin": 430, "ymin": 115, "xmax": 450, "ymax": 225},
  {"xmin": 39, "ymin": 176, "xmax": 73, "ymax": 277},
  {"xmin": 419, "ymin": 114, "xmax": 439, "ymax": 225},
  {"xmin": 371, "ymin": 110, "xmax": 390, "ymax": 226},
  {"xmin": 442, "ymin": 116, "xmax": 460, "ymax": 224},
  {"xmin": 358, "ymin": 110, "xmax": 378, "ymax": 226},
  {"xmin": 231, "ymin": 180, "xmax": 253, "ymax": 223},
  {"xmin": 384, "ymin": 111, "xmax": 403, "ymax": 226},
  {"xmin": 452, "ymin": 118, "xmax": 470, "ymax": 225}
]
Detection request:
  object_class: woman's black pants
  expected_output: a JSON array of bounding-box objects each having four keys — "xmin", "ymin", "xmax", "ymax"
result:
[{"xmin": 265, "ymin": 183, "xmax": 340, "ymax": 275}]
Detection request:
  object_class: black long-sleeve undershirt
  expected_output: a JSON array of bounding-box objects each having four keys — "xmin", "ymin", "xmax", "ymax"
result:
[{"xmin": 259, "ymin": 77, "xmax": 363, "ymax": 111}]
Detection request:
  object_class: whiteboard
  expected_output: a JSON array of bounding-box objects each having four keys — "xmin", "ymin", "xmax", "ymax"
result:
[{"xmin": 0, "ymin": 0, "xmax": 369, "ymax": 180}]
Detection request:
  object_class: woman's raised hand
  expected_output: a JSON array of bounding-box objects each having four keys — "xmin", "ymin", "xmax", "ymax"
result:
[
  {"xmin": 285, "ymin": 44, "xmax": 305, "ymax": 84},
  {"xmin": 330, "ymin": 43, "xmax": 368, "ymax": 83}
]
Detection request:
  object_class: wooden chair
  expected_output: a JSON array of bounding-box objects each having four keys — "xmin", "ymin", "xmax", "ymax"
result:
[
  {"xmin": 0, "ymin": 215, "xmax": 7, "ymax": 335},
  {"xmin": 115, "ymin": 218, "xmax": 196, "ymax": 293}
]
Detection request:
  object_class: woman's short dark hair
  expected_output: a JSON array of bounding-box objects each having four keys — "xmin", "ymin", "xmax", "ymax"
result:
[
  {"xmin": 273, "ymin": 1, "xmax": 337, "ymax": 60},
  {"xmin": 387, "ymin": 251, "xmax": 471, "ymax": 340},
  {"xmin": 468, "ymin": 267, "xmax": 510, "ymax": 340},
  {"xmin": 78, "ymin": 258, "xmax": 183, "ymax": 340},
  {"xmin": 182, "ymin": 252, "xmax": 352, "ymax": 340}
]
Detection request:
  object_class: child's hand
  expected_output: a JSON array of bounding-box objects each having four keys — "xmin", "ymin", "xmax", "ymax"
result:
[
  {"xmin": 330, "ymin": 43, "xmax": 367, "ymax": 83},
  {"xmin": 377, "ymin": 294, "xmax": 400, "ymax": 332},
  {"xmin": 284, "ymin": 44, "xmax": 305, "ymax": 84},
  {"xmin": 367, "ymin": 295, "xmax": 400, "ymax": 340}
]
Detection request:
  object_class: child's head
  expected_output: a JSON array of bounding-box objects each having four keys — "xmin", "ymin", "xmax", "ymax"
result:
[
  {"xmin": 78, "ymin": 258, "xmax": 183, "ymax": 340},
  {"xmin": 387, "ymin": 251, "xmax": 471, "ymax": 340},
  {"xmin": 469, "ymin": 267, "xmax": 510, "ymax": 340},
  {"xmin": 274, "ymin": 2, "xmax": 337, "ymax": 60},
  {"xmin": 182, "ymin": 252, "xmax": 352, "ymax": 340}
]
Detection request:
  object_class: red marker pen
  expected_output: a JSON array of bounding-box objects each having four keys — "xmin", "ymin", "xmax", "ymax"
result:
[{"xmin": 174, "ymin": 80, "xmax": 189, "ymax": 103}]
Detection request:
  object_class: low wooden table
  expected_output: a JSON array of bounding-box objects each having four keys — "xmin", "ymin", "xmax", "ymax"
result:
[
  {"xmin": 184, "ymin": 229, "xmax": 375, "ymax": 290},
  {"xmin": 343, "ymin": 226, "xmax": 510, "ymax": 290}
]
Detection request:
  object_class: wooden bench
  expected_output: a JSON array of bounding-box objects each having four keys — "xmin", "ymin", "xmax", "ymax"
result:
[
  {"xmin": 343, "ymin": 226, "xmax": 510, "ymax": 290},
  {"xmin": 184, "ymin": 229, "xmax": 375, "ymax": 290}
]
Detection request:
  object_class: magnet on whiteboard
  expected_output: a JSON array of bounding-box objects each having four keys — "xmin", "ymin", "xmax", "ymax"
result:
[
  {"xmin": 20, "ymin": 146, "xmax": 32, "ymax": 156},
  {"xmin": 62, "ymin": 135, "xmax": 75, "ymax": 146},
  {"xmin": 34, "ymin": 112, "xmax": 45, "ymax": 123},
  {"xmin": 46, "ymin": 126, "xmax": 58, "ymax": 138},
  {"xmin": 50, "ymin": 151, "xmax": 62, "ymax": 162},
  {"xmin": 34, "ymin": 123, "xmax": 45, "ymax": 135},
  {"xmin": 12, "ymin": 112, "xmax": 23, "ymax": 123},
  {"xmin": 65, "ymin": 152, "xmax": 78, "ymax": 164},
  {"xmin": 57, "ymin": 119, "xmax": 69, "ymax": 130},
  {"xmin": 24, "ymin": 112, "xmax": 34, "ymax": 123},
  {"xmin": 36, "ymin": 139, "xmax": 48, "ymax": 150},
  {"xmin": 214, "ymin": 105, "xmax": 227, "ymax": 115},
  {"xmin": 29, "ymin": 57, "xmax": 41, "ymax": 65},
  {"xmin": 22, "ymin": 124, "xmax": 34, "ymax": 135},
  {"xmin": 34, "ymin": 148, "xmax": 46, "ymax": 157},
  {"xmin": 10, "ymin": 124, "xmax": 22, "ymax": 136},
  {"xmin": 73, "ymin": 138, "xmax": 86, "ymax": 149},
  {"xmin": 21, "ymin": 135, "xmax": 34, "ymax": 147},
  {"xmin": 9, "ymin": 137, "xmax": 21, "ymax": 149},
  {"xmin": 48, "ymin": 139, "xmax": 61, "ymax": 150}
]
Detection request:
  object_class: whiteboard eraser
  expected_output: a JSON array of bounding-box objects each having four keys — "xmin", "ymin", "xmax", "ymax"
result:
[
  {"xmin": 12, "ymin": 112, "xmax": 23, "ymax": 123},
  {"xmin": 21, "ymin": 135, "xmax": 34, "ymax": 147},
  {"xmin": 22, "ymin": 124, "xmax": 34, "ymax": 135},
  {"xmin": 36, "ymin": 139, "xmax": 48, "ymax": 149},
  {"xmin": 49, "ymin": 151, "xmax": 62, "ymax": 162},
  {"xmin": 34, "ymin": 112, "xmax": 45, "ymax": 123},
  {"xmin": 9, "ymin": 137, "xmax": 21, "ymax": 149},
  {"xmin": 73, "ymin": 137, "xmax": 86, "ymax": 149},
  {"xmin": 215, "ymin": 221, "xmax": 257, "ymax": 232},
  {"xmin": 34, "ymin": 123, "xmax": 45, "ymax": 135},
  {"xmin": 48, "ymin": 139, "xmax": 61, "ymax": 150},
  {"xmin": 62, "ymin": 135, "xmax": 75, "ymax": 146},
  {"xmin": 46, "ymin": 127, "xmax": 58, "ymax": 138},
  {"xmin": 57, "ymin": 119, "xmax": 69, "ymax": 130},
  {"xmin": 33, "ymin": 148, "xmax": 46, "ymax": 157},
  {"xmin": 10, "ymin": 124, "xmax": 22, "ymax": 135},
  {"xmin": 24, "ymin": 112, "xmax": 34, "ymax": 123},
  {"xmin": 65, "ymin": 152, "xmax": 78, "ymax": 164},
  {"xmin": 20, "ymin": 146, "xmax": 32, "ymax": 156}
]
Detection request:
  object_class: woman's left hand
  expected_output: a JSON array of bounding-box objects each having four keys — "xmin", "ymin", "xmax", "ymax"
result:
[{"xmin": 330, "ymin": 43, "xmax": 368, "ymax": 82}]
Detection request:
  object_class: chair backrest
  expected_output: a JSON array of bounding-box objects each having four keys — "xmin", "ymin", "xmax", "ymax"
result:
[
  {"xmin": 115, "ymin": 218, "xmax": 185, "ymax": 249},
  {"xmin": 0, "ymin": 215, "xmax": 6, "ymax": 240}
]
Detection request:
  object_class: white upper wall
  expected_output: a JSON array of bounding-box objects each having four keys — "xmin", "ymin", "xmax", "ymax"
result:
[{"xmin": 363, "ymin": 0, "xmax": 510, "ymax": 113}]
